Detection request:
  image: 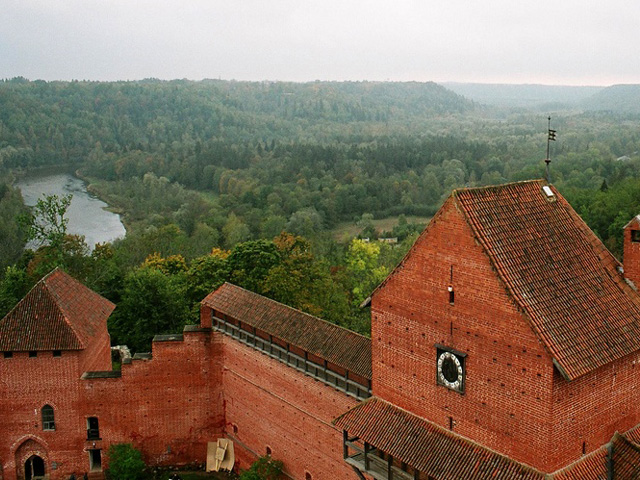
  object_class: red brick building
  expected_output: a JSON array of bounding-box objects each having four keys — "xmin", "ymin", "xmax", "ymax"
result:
[{"xmin": 3, "ymin": 180, "xmax": 640, "ymax": 480}]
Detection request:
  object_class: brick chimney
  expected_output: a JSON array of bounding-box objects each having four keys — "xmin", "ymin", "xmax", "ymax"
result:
[{"xmin": 623, "ymin": 215, "xmax": 640, "ymax": 287}]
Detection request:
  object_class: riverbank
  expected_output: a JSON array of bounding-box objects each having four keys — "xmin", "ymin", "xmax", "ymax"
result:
[{"xmin": 14, "ymin": 169, "xmax": 127, "ymax": 248}]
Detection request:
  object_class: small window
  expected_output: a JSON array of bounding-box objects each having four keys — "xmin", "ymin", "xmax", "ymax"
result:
[
  {"xmin": 305, "ymin": 472, "xmax": 313, "ymax": 480},
  {"xmin": 3, "ymin": 351, "xmax": 12, "ymax": 358},
  {"xmin": 42, "ymin": 405, "xmax": 55, "ymax": 431},
  {"xmin": 87, "ymin": 417, "xmax": 100, "ymax": 440},
  {"xmin": 53, "ymin": 350, "xmax": 62, "ymax": 357},
  {"xmin": 632, "ymin": 230, "xmax": 640, "ymax": 243},
  {"xmin": 29, "ymin": 351, "xmax": 38, "ymax": 358},
  {"xmin": 266, "ymin": 446, "xmax": 272, "ymax": 456}
]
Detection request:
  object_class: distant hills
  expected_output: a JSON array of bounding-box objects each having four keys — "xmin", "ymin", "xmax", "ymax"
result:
[
  {"xmin": 444, "ymin": 82, "xmax": 603, "ymax": 108},
  {"xmin": 580, "ymin": 84, "xmax": 640, "ymax": 114},
  {"xmin": 444, "ymin": 82, "xmax": 640, "ymax": 114}
]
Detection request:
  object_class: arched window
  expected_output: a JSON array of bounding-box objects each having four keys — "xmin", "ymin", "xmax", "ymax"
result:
[{"xmin": 42, "ymin": 405, "xmax": 55, "ymax": 431}]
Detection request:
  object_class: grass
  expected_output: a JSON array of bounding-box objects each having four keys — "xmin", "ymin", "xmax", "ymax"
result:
[
  {"xmin": 156, "ymin": 471, "xmax": 236, "ymax": 480},
  {"xmin": 330, "ymin": 215, "xmax": 430, "ymax": 242}
]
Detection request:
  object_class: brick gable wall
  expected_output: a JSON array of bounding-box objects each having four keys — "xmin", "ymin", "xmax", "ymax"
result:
[{"xmin": 371, "ymin": 198, "xmax": 556, "ymax": 471}]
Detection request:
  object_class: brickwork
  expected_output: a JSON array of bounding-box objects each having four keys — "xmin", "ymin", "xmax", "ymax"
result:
[
  {"xmin": 372, "ymin": 199, "xmax": 556, "ymax": 471},
  {"xmin": 81, "ymin": 330, "xmax": 224, "ymax": 469},
  {"xmin": 551, "ymin": 350, "xmax": 640, "ymax": 470},
  {"xmin": 0, "ymin": 351, "xmax": 85, "ymax": 480},
  {"xmin": 6, "ymin": 185, "xmax": 640, "ymax": 480},
  {"xmin": 623, "ymin": 217, "xmax": 640, "ymax": 287},
  {"xmin": 219, "ymin": 335, "xmax": 360, "ymax": 480}
]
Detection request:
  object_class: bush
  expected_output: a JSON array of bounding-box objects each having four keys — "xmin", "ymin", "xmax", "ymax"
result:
[
  {"xmin": 106, "ymin": 443, "xmax": 146, "ymax": 480},
  {"xmin": 239, "ymin": 456, "xmax": 283, "ymax": 480}
]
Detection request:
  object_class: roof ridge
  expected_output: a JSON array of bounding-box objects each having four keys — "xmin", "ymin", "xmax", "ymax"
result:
[
  {"xmin": 43, "ymin": 269, "xmax": 86, "ymax": 349},
  {"xmin": 452, "ymin": 179, "xmax": 546, "ymax": 197},
  {"xmin": 217, "ymin": 282, "xmax": 371, "ymax": 341}
]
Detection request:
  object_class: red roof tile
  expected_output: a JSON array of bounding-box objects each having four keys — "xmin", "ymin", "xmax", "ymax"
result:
[
  {"xmin": 608, "ymin": 433, "xmax": 640, "ymax": 479},
  {"xmin": 549, "ymin": 445, "xmax": 609, "ymax": 480},
  {"xmin": 334, "ymin": 397, "xmax": 546, "ymax": 480},
  {"xmin": 0, "ymin": 268, "xmax": 115, "ymax": 351},
  {"xmin": 453, "ymin": 180, "xmax": 640, "ymax": 380},
  {"xmin": 202, "ymin": 283, "xmax": 372, "ymax": 379}
]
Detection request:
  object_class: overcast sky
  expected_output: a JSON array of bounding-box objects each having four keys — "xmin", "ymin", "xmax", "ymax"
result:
[{"xmin": 2, "ymin": 0, "xmax": 639, "ymax": 86}]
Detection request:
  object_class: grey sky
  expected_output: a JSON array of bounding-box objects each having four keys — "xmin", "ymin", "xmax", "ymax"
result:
[{"xmin": 2, "ymin": 0, "xmax": 639, "ymax": 86}]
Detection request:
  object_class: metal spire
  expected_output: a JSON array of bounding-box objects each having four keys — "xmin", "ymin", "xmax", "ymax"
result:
[{"xmin": 545, "ymin": 116, "xmax": 557, "ymax": 183}]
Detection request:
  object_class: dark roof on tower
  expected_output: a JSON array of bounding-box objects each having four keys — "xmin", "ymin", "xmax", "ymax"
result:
[
  {"xmin": 450, "ymin": 179, "xmax": 640, "ymax": 380},
  {"xmin": 0, "ymin": 268, "xmax": 115, "ymax": 351},
  {"xmin": 202, "ymin": 282, "xmax": 372, "ymax": 379}
]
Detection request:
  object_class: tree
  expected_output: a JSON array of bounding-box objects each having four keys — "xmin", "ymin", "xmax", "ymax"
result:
[
  {"xmin": 23, "ymin": 193, "xmax": 72, "ymax": 251},
  {"xmin": 227, "ymin": 239, "xmax": 281, "ymax": 293},
  {"xmin": 0, "ymin": 183, "xmax": 29, "ymax": 272},
  {"xmin": 106, "ymin": 443, "xmax": 146, "ymax": 480},
  {"xmin": 344, "ymin": 239, "xmax": 389, "ymax": 307},
  {"xmin": 108, "ymin": 266, "xmax": 191, "ymax": 353}
]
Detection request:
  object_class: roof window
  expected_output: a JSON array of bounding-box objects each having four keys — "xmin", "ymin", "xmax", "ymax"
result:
[{"xmin": 542, "ymin": 185, "xmax": 554, "ymax": 198}]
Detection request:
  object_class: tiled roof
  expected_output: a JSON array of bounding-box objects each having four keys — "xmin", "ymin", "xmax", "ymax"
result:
[
  {"xmin": 549, "ymin": 445, "xmax": 608, "ymax": 480},
  {"xmin": 0, "ymin": 268, "xmax": 115, "ymax": 351},
  {"xmin": 608, "ymin": 433, "xmax": 640, "ymax": 479},
  {"xmin": 335, "ymin": 397, "xmax": 640, "ymax": 479},
  {"xmin": 334, "ymin": 397, "xmax": 545, "ymax": 480},
  {"xmin": 453, "ymin": 180, "xmax": 640, "ymax": 380},
  {"xmin": 202, "ymin": 283, "xmax": 372, "ymax": 379}
]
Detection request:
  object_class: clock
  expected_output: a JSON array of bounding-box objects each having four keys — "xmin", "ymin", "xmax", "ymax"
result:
[{"xmin": 436, "ymin": 346, "xmax": 465, "ymax": 393}]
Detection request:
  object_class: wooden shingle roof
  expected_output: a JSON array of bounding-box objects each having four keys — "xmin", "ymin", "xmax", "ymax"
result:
[
  {"xmin": 452, "ymin": 180, "xmax": 640, "ymax": 381},
  {"xmin": 0, "ymin": 268, "xmax": 115, "ymax": 351},
  {"xmin": 202, "ymin": 283, "xmax": 372, "ymax": 379}
]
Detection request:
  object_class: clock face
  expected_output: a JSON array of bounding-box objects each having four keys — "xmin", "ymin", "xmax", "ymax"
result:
[{"xmin": 437, "ymin": 350, "xmax": 464, "ymax": 392}]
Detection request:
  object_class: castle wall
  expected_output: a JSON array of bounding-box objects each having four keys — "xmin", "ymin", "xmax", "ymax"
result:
[
  {"xmin": 371, "ymin": 199, "xmax": 556, "ymax": 472},
  {"xmin": 219, "ymin": 335, "xmax": 360, "ymax": 480},
  {"xmin": 80, "ymin": 329, "xmax": 224, "ymax": 471},
  {"xmin": 0, "ymin": 351, "xmax": 84, "ymax": 480}
]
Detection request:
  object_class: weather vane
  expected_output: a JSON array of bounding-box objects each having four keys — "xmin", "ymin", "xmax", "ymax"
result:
[{"xmin": 545, "ymin": 116, "xmax": 557, "ymax": 183}]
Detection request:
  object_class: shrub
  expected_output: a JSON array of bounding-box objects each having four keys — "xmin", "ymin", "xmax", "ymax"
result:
[
  {"xmin": 239, "ymin": 456, "xmax": 283, "ymax": 480},
  {"xmin": 106, "ymin": 443, "xmax": 146, "ymax": 480}
]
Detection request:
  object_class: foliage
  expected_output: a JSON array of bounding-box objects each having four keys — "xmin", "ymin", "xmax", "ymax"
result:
[
  {"xmin": 239, "ymin": 456, "xmax": 283, "ymax": 480},
  {"xmin": 106, "ymin": 443, "xmax": 146, "ymax": 480},
  {"xmin": 345, "ymin": 239, "xmax": 390, "ymax": 307},
  {"xmin": 0, "ymin": 183, "xmax": 28, "ymax": 273},
  {"xmin": 108, "ymin": 266, "xmax": 191, "ymax": 353},
  {"xmin": 3, "ymin": 78, "xmax": 640, "ymax": 345},
  {"xmin": 0, "ymin": 266, "xmax": 30, "ymax": 318}
]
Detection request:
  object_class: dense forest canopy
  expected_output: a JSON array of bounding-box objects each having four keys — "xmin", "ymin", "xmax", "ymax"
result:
[{"xmin": 1, "ymin": 77, "xmax": 640, "ymax": 350}]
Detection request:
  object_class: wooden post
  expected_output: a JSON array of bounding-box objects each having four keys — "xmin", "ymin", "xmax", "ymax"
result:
[
  {"xmin": 388, "ymin": 454, "xmax": 393, "ymax": 479},
  {"xmin": 364, "ymin": 442, "xmax": 370, "ymax": 470},
  {"xmin": 343, "ymin": 430, "xmax": 349, "ymax": 459}
]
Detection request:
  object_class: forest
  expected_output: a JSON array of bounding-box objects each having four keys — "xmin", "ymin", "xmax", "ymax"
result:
[{"xmin": 1, "ymin": 78, "xmax": 640, "ymax": 352}]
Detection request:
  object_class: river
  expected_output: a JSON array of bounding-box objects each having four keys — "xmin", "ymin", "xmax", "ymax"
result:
[{"xmin": 15, "ymin": 171, "xmax": 126, "ymax": 249}]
